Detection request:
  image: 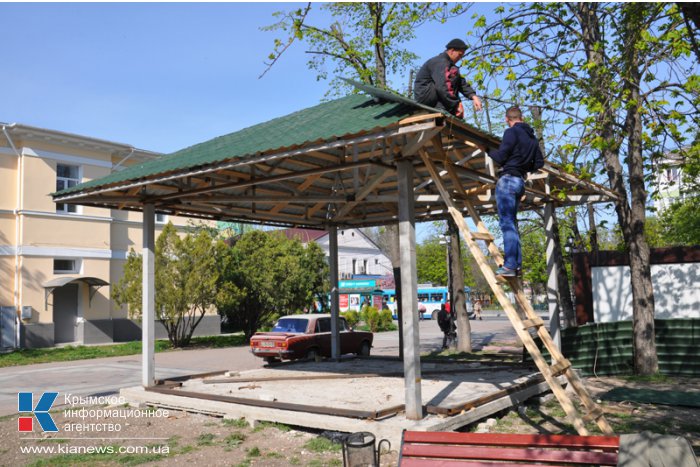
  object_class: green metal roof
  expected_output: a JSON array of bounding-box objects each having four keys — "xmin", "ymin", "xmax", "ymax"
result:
[{"xmin": 54, "ymin": 93, "xmax": 419, "ymax": 196}]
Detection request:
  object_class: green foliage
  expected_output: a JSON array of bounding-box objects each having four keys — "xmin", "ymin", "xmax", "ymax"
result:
[
  {"xmin": 261, "ymin": 3, "xmax": 468, "ymax": 94},
  {"xmin": 465, "ymin": 2, "xmax": 699, "ymax": 195},
  {"xmin": 360, "ymin": 306, "xmax": 378, "ymax": 332},
  {"xmin": 217, "ymin": 230, "xmax": 329, "ymax": 340},
  {"xmin": 416, "ymin": 234, "xmax": 482, "ymax": 289},
  {"xmin": 112, "ymin": 223, "xmax": 227, "ymax": 347},
  {"xmin": 659, "ymin": 197, "xmax": 700, "ymax": 245},
  {"xmin": 342, "ymin": 310, "xmax": 359, "ymax": 328},
  {"xmin": 416, "ymin": 238, "xmax": 447, "ymax": 285},
  {"xmin": 303, "ymin": 436, "xmax": 342, "ymax": 453},
  {"xmin": 519, "ymin": 220, "xmax": 548, "ymax": 294},
  {"xmin": 379, "ymin": 308, "xmax": 394, "ymax": 330},
  {"xmin": 464, "ymin": 3, "xmax": 699, "ymax": 373}
]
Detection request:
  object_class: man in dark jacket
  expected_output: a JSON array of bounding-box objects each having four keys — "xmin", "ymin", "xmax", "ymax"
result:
[
  {"xmin": 414, "ymin": 38, "xmax": 482, "ymax": 118},
  {"xmin": 488, "ymin": 106, "xmax": 545, "ymax": 277},
  {"xmin": 437, "ymin": 304, "xmax": 456, "ymax": 349}
]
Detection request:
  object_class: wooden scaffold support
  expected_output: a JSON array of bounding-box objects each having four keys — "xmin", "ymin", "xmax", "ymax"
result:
[{"xmin": 418, "ymin": 149, "xmax": 613, "ymax": 436}]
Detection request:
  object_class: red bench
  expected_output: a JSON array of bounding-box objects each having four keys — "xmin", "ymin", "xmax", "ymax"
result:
[{"xmin": 399, "ymin": 430, "xmax": 620, "ymax": 466}]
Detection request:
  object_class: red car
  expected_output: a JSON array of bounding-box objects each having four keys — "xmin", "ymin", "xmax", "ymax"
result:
[{"xmin": 249, "ymin": 314, "xmax": 373, "ymax": 363}]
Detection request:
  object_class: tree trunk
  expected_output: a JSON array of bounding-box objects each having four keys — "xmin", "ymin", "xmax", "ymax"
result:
[
  {"xmin": 369, "ymin": 3, "xmax": 386, "ymax": 86},
  {"xmin": 579, "ymin": 2, "xmax": 658, "ymax": 375},
  {"xmin": 587, "ymin": 203, "xmax": 599, "ymax": 255},
  {"xmin": 448, "ymin": 218, "xmax": 472, "ymax": 352},
  {"xmin": 383, "ymin": 224, "xmax": 403, "ymax": 359},
  {"xmin": 622, "ymin": 4, "xmax": 658, "ymax": 373}
]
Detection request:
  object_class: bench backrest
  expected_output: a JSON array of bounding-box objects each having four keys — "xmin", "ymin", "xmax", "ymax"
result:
[{"xmin": 399, "ymin": 431, "xmax": 620, "ymax": 466}]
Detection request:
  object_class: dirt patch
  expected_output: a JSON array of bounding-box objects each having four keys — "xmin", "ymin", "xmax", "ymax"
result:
[
  {"xmin": 2, "ymin": 376, "xmax": 698, "ymax": 466},
  {"xmin": 2, "ymin": 404, "xmax": 397, "ymax": 466},
  {"xmin": 480, "ymin": 375, "xmax": 700, "ymax": 456}
]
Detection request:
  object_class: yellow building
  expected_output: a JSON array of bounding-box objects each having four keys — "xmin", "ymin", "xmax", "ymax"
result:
[{"xmin": 0, "ymin": 123, "xmax": 220, "ymax": 348}]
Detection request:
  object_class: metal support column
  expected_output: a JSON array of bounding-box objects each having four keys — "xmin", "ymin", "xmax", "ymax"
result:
[
  {"xmin": 397, "ymin": 159, "xmax": 422, "ymax": 420},
  {"xmin": 328, "ymin": 225, "xmax": 340, "ymax": 360},
  {"xmin": 142, "ymin": 204, "xmax": 155, "ymax": 387}
]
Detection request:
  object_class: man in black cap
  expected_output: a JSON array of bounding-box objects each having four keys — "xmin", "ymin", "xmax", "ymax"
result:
[{"xmin": 414, "ymin": 38, "xmax": 482, "ymax": 118}]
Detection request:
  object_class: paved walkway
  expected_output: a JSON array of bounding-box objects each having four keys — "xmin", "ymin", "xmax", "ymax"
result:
[{"xmin": 0, "ymin": 314, "xmax": 522, "ymax": 416}]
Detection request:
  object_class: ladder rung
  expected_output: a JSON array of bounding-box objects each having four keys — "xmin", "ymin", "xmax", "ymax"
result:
[
  {"xmin": 550, "ymin": 359, "xmax": 572, "ymax": 376},
  {"xmin": 522, "ymin": 317, "xmax": 545, "ymax": 330},
  {"xmin": 469, "ymin": 231, "xmax": 494, "ymax": 242}
]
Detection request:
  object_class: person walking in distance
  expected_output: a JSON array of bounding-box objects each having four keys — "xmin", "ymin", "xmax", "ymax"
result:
[
  {"xmin": 437, "ymin": 303, "xmax": 454, "ymax": 349},
  {"xmin": 488, "ymin": 106, "xmax": 545, "ymax": 277},
  {"xmin": 414, "ymin": 38, "xmax": 483, "ymax": 118},
  {"xmin": 473, "ymin": 299, "xmax": 483, "ymax": 321}
]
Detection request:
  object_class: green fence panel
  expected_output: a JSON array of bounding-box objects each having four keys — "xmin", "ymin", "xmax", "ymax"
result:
[{"xmin": 527, "ymin": 318, "xmax": 700, "ymax": 377}]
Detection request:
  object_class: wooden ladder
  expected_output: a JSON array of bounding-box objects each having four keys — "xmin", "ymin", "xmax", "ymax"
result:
[{"xmin": 419, "ymin": 150, "xmax": 613, "ymax": 436}]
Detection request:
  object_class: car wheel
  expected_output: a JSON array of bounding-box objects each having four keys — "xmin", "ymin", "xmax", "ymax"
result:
[
  {"xmin": 306, "ymin": 348, "xmax": 318, "ymax": 361},
  {"xmin": 358, "ymin": 341, "xmax": 371, "ymax": 357}
]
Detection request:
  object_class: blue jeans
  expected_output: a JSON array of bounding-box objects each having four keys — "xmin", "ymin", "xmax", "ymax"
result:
[{"xmin": 496, "ymin": 175, "xmax": 525, "ymax": 271}]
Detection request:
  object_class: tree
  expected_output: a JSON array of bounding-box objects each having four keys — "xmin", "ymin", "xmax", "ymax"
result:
[
  {"xmin": 519, "ymin": 220, "xmax": 548, "ymax": 298},
  {"xmin": 261, "ymin": 2, "xmax": 468, "ymax": 94},
  {"xmin": 416, "ymin": 238, "xmax": 448, "ymax": 286},
  {"xmin": 465, "ymin": 3, "xmax": 699, "ymax": 374},
  {"xmin": 112, "ymin": 223, "xmax": 226, "ymax": 347},
  {"xmin": 217, "ymin": 231, "xmax": 329, "ymax": 340},
  {"xmin": 262, "ymin": 2, "xmax": 471, "ymax": 357},
  {"xmin": 659, "ymin": 197, "xmax": 700, "ymax": 245}
]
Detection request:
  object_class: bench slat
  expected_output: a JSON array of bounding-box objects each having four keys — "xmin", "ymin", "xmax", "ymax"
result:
[
  {"xmin": 402, "ymin": 431, "xmax": 620, "ymax": 451},
  {"xmin": 401, "ymin": 444, "xmax": 618, "ymax": 465},
  {"xmin": 400, "ymin": 459, "xmax": 559, "ymax": 467}
]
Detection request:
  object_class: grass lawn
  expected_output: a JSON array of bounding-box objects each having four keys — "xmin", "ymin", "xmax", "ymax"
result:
[{"xmin": 0, "ymin": 333, "xmax": 246, "ymax": 368}]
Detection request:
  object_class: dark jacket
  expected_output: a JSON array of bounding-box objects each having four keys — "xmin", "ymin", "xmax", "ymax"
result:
[
  {"xmin": 489, "ymin": 122, "xmax": 545, "ymax": 178},
  {"xmin": 414, "ymin": 52, "xmax": 476, "ymax": 116},
  {"xmin": 437, "ymin": 308, "xmax": 451, "ymax": 333}
]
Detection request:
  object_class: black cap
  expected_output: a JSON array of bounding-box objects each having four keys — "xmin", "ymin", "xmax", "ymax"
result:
[{"xmin": 445, "ymin": 38, "xmax": 467, "ymax": 50}]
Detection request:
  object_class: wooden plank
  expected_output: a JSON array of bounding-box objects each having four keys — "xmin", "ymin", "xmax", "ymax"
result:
[
  {"xmin": 426, "ymin": 374, "xmax": 545, "ymax": 415},
  {"xmin": 401, "ymin": 431, "xmax": 620, "ymax": 450},
  {"xmin": 401, "ymin": 445, "xmax": 618, "ymax": 465},
  {"xmin": 399, "ymin": 112, "xmax": 443, "ymax": 125},
  {"xmin": 400, "ymin": 459, "xmax": 555, "ymax": 467},
  {"xmin": 154, "ymin": 160, "xmax": 379, "ymax": 202},
  {"xmin": 269, "ymin": 172, "xmax": 325, "ymax": 214},
  {"xmin": 469, "ymin": 231, "xmax": 494, "ymax": 242},
  {"xmin": 333, "ymin": 168, "xmax": 390, "ymax": 219},
  {"xmin": 550, "ymin": 359, "xmax": 572, "ymax": 376},
  {"xmin": 146, "ymin": 386, "xmax": 402, "ymax": 420}
]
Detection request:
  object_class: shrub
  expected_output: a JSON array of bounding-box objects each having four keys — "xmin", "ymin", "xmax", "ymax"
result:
[
  {"xmin": 342, "ymin": 310, "xmax": 359, "ymax": 328},
  {"xmin": 364, "ymin": 306, "xmax": 380, "ymax": 333},
  {"xmin": 379, "ymin": 308, "xmax": 393, "ymax": 330}
]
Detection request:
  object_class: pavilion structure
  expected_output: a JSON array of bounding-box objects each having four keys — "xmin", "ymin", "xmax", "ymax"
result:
[{"xmin": 54, "ymin": 80, "xmax": 617, "ymax": 434}]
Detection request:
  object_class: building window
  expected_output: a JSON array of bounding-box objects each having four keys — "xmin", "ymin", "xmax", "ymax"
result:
[
  {"xmin": 664, "ymin": 168, "xmax": 680, "ymax": 183},
  {"xmin": 155, "ymin": 213, "xmax": 168, "ymax": 224},
  {"xmin": 56, "ymin": 164, "xmax": 80, "ymax": 213},
  {"xmin": 54, "ymin": 258, "xmax": 80, "ymax": 274}
]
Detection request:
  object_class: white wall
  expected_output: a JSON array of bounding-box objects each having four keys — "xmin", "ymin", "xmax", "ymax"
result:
[
  {"xmin": 316, "ymin": 228, "xmax": 392, "ymax": 278},
  {"xmin": 593, "ymin": 263, "xmax": 700, "ymax": 322}
]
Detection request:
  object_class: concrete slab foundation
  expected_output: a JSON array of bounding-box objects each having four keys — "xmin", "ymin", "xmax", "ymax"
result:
[{"xmin": 120, "ymin": 357, "xmax": 560, "ymax": 447}]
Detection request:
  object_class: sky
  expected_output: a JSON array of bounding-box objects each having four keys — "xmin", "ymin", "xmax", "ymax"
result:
[
  {"xmin": 2, "ymin": 2, "xmax": 496, "ymax": 242},
  {"xmin": 1, "ymin": 2, "xmax": 487, "ymax": 154}
]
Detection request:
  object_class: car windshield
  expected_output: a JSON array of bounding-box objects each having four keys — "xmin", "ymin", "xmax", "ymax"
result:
[{"xmin": 271, "ymin": 318, "xmax": 308, "ymax": 333}]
